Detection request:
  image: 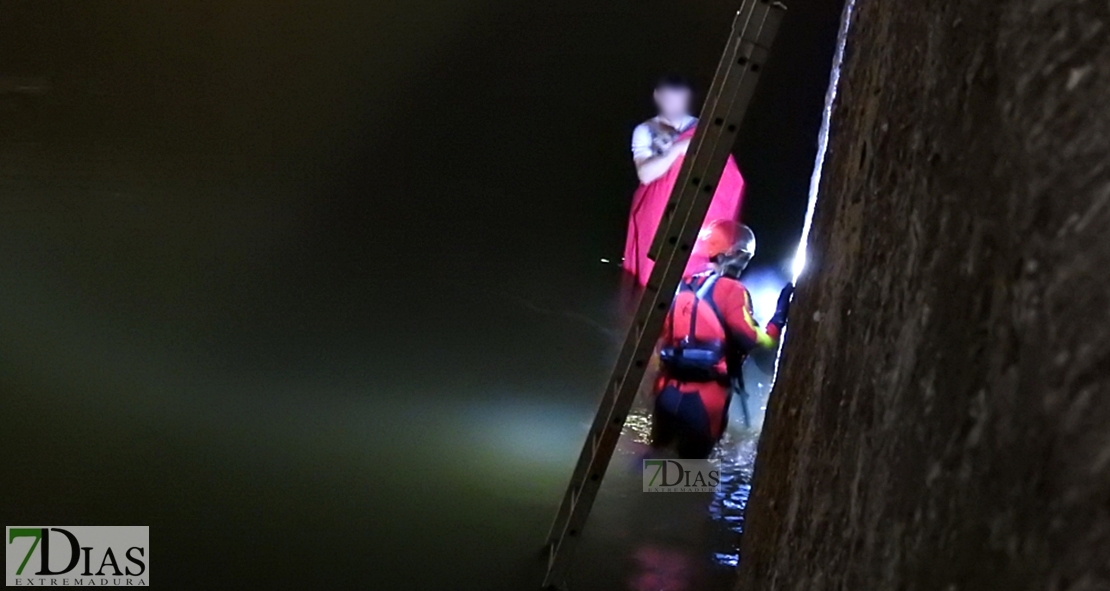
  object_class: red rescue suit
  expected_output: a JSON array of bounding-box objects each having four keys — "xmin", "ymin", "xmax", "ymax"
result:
[
  {"xmin": 622, "ymin": 126, "xmax": 745, "ymax": 286},
  {"xmin": 652, "ymin": 271, "xmax": 781, "ymax": 458}
]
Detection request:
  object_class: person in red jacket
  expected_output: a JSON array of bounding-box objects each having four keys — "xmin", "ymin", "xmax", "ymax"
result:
[
  {"xmin": 622, "ymin": 75, "xmax": 746, "ymax": 285},
  {"xmin": 652, "ymin": 219, "xmax": 793, "ymax": 459}
]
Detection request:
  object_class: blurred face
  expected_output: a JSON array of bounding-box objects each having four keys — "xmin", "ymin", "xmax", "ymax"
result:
[{"xmin": 654, "ymin": 86, "xmax": 692, "ymax": 118}]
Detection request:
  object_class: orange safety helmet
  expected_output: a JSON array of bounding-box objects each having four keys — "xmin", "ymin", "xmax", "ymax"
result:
[
  {"xmin": 695, "ymin": 219, "xmax": 755, "ymax": 260},
  {"xmin": 695, "ymin": 219, "xmax": 756, "ymax": 277}
]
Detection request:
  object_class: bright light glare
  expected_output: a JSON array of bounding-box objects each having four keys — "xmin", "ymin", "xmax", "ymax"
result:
[
  {"xmin": 742, "ymin": 266, "xmax": 788, "ymax": 324},
  {"xmin": 791, "ymin": 247, "xmax": 807, "ymax": 282},
  {"xmin": 793, "ymin": 0, "xmax": 856, "ymax": 284}
]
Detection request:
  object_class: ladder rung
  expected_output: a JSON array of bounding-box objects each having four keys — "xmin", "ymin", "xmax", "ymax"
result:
[{"xmin": 540, "ymin": 2, "xmax": 786, "ymax": 588}]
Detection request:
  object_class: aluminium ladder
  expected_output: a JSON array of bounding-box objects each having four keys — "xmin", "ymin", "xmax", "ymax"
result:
[{"xmin": 540, "ymin": 2, "xmax": 786, "ymax": 588}]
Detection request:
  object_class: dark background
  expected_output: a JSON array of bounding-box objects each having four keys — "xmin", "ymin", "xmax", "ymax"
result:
[
  {"xmin": 1, "ymin": 0, "xmax": 839, "ymax": 273},
  {"xmin": 1, "ymin": 0, "xmax": 843, "ymax": 588}
]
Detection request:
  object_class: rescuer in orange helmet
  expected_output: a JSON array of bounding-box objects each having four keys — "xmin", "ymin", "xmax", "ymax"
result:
[{"xmin": 651, "ymin": 219, "xmax": 793, "ymax": 458}]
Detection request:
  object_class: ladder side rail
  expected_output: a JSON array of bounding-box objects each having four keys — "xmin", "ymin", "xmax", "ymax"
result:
[{"xmin": 540, "ymin": 3, "xmax": 785, "ymax": 588}]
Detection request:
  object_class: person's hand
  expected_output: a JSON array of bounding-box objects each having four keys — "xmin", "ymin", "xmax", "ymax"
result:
[
  {"xmin": 670, "ymin": 137, "xmax": 691, "ymax": 155},
  {"xmin": 776, "ymin": 283, "xmax": 794, "ymax": 310},
  {"xmin": 770, "ymin": 283, "xmax": 794, "ymax": 328}
]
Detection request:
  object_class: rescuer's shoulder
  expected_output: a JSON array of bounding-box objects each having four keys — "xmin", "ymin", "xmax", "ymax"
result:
[
  {"xmin": 717, "ymin": 275, "xmax": 744, "ymax": 289},
  {"xmin": 708, "ymin": 275, "xmax": 736, "ymax": 293}
]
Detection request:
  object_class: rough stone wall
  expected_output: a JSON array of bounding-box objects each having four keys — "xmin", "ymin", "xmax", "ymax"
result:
[{"xmin": 738, "ymin": 1, "xmax": 1110, "ymax": 590}]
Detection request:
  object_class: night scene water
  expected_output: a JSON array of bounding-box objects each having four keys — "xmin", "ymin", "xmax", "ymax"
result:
[{"xmin": 0, "ymin": 0, "xmax": 842, "ymax": 588}]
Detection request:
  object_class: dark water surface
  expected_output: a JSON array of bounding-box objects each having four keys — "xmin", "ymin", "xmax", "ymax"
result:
[
  {"xmin": 1, "ymin": 1, "xmax": 841, "ymax": 588},
  {"xmin": 1, "ymin": 175, "xmax": 764, "ymax": 589}
]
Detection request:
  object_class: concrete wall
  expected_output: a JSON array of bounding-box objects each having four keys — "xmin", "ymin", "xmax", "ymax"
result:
[{"xmin": 738, "ymin": 1, "xmax": 1110, "ymax": 590}]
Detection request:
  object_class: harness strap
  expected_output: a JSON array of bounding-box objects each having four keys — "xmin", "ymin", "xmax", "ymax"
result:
[{"xmin": 686, "ymin": 273, "xmax": 719, "ymax": 342}]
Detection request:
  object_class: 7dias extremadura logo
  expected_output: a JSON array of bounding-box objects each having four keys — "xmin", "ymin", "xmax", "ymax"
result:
[
  {"xmin": 6, "ymin": 527, "xmax": 148, "ymax": 587},
  {"xmin": 642, "ymin": 459, "xmax": 721, "ymax": 492}
]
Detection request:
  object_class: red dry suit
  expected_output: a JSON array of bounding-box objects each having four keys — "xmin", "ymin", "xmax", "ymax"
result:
[
  {"xmin": 622, "ymin": 126, "xmax": 745, "ymax": 286},
  {"xmin": 652, "ymin": 271, "xmax": 780, "ymax": 458}
]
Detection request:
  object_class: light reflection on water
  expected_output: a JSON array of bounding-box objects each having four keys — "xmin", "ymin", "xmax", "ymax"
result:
[
  {"xmin": 625, "ymin": 402, "xmax": 762, "ymax": 574},
  {"xmin": 621, "ymin": 409, "xmax": 654, "ymax": 445},
  {"xmin": 539, "ymin": 264, "xmax": 784, "ymax": 591},
  {"xmin": 566, "ymin": 356, "xmax": 774, "ymax": 591},
  {"xmin": 708, "ymin": 431, "xmax": 760, "ymax": 568},
  {"xmin": 2, "ymin": 220, "xmax": 782, "ymax": 590}
]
